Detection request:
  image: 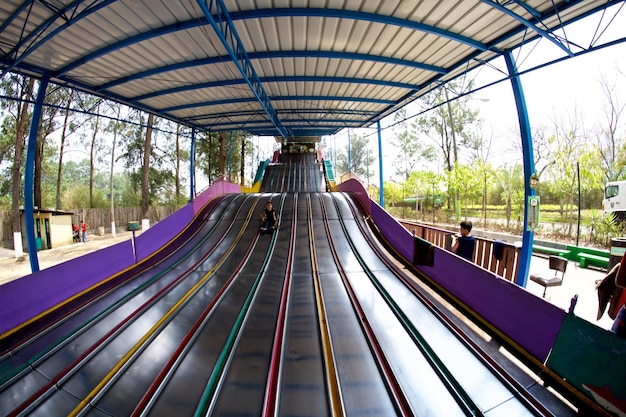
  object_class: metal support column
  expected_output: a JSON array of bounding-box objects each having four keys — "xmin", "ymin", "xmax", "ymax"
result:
[
  {"xmin": 505, "ymin": 51, "xmax": 535, "ymax": 287},
  {"xmin": 190, "ymin": 127, "xmax": 196, "ymax": 201},
  {"xmin": 377, "ymin": 121, "xmax": 384, "ymax": 207},
  {"xmin": 24, "ymin": 76, "xmax": 49, "ymax": 273},
  {"xmin": 348, "ymin": 128, "xmax": 352, "ymax": 172}
]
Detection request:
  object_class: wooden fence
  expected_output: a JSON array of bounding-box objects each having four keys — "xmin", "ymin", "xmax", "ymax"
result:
[
  {"xmin": 399, "ymin": 220, "xmax": 522, "ymax": 282},
  {"xmin": 0, "ymin": 206, "xmax": 179, "ymax": 249}
]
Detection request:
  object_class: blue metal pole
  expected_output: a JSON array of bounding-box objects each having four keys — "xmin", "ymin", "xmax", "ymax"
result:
[
  {"xmin": 190, "ymin": 128, "xmax": 196, "ymax": 202},
  {"xmin": 333, "ymin": 136, "xmax": 336, "ymax": 173},
  {"xmin": 378, "ymin": 121, "xmax": 384, "ymax": 207},
  {"xmin": 24, "ymin": 76, "xmax": 49, "ymax": 273},
  {"xmin": 505, "ymin": 51, "xmax": 535, "ymax": 287},
  {"xmin": 348, "ymin": 128, "xmax": 352, "ymax": 173}
]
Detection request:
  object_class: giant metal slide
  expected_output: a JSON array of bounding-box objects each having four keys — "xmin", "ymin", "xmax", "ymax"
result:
[{"xmin": 0, "ymin": 154, "xmax": 570, "ymax": 416}]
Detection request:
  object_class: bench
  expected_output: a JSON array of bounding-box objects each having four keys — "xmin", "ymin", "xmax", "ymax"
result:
[
  {"xmin": 533, "ymin": 245, "xmax": 571, "ymax": 257},
  {"xmin": 577, "ymin": 253, "xmax": 609, "ymax": 269}
]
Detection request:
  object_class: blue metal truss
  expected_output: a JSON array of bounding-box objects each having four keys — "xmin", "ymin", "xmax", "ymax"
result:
[
  {"xmin": 481, "ymin": 0, "xmax": 574, "ymax": 56},
  {"xmin": 1, "ymin": 0, "xmax": 116, "ymax": 76},
  {"xmin": 195, "ymin": 0, "xmax": 289, "ymax": 139}
]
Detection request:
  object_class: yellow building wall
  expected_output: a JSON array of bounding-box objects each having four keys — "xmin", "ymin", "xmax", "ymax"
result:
[{"xmin": 51, "ymin": 214, "xmax": 73, "ymax": 248}]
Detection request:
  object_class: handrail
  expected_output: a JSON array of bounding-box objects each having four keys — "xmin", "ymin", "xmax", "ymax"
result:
[{"xmin": 399, "ymin": 220, "xmax": 521, "ymax": 282}]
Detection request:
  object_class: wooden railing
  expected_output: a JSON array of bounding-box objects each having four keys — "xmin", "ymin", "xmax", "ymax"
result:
[{"xmin": 399, "ymin": 220, "xmax": 522, "ymax": 282}]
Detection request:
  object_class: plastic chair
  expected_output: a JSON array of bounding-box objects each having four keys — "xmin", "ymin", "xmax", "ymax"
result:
[{"xmin": 529, "ymin": 255, "xmax": 568, "ymax": 298}]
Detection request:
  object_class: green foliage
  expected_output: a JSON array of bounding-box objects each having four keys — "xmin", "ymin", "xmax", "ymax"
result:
[
  {"xmin": 415, "ymin": 81, "xmax": 480, "ymax": 171},
  {"xmin": 390, "ymin": 108, "xmax": 437, "ymax": 180},
  {"xmin": 587, "ymin": 211, "xmax": 624, "ymax": 247},
  {"xmin": 194, "ymin": 131, "xmax": 252, "ymax": 185},
  {"xmin": 336, "ymin": 133, "xmax": 374, "ymax": 180}
]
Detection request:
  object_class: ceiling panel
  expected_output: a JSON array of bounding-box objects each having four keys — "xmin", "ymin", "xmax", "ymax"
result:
[{"xmin": 0, "ymin": 0, "xmax": 621, "ymax": 140}]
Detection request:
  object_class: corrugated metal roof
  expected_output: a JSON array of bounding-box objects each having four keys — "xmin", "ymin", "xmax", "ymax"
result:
[{"xmin": 0, "ymin": 0, "xmax": 620, "ymax": 140}]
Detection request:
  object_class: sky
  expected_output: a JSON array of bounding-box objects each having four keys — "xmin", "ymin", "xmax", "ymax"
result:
[{"xmin": 322, "ymin": 4, "xmax": 626, "ymax": 184}]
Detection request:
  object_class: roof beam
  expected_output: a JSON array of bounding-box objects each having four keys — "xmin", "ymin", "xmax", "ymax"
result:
[
  {"xmin": 480, "ymin": 0, "xmax": 575, "ymax": 56},
  {"xmin": 162, "ymin": 95, "xmax": 396, "ymax": 113},
  {"xmin": 195, "ymin": 0, "xmax": 289, "ymax": 138},
  {"xmin": 2, "ymin": 0, "xmax": 117, "ymax": 75},
  {"xmin": 248, "ymin": 127, "xmax": 340, "ymax": 136},
  {"xmin": 195, "ymin": 118, "xmax": 365, "ymax": 128},
  {"xmin": 98, "ymin": 51, "xmax": 443, "ymax": 92},
  {"xmin": 130, "ymin": 76, "xmax": 418, "ymax": 103},
  {"xmin": 182, "ymin": 108, "xmax": 379, "ymax": 122}
]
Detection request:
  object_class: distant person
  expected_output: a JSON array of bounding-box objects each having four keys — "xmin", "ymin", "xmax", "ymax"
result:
[
  {"xmin": 81, "ymin": 221, "xmax": 88, "ymax": 243},
  {"xmin": 451, "ymin": 220, "xmax": 475, "ymax": 261},
  {"xmin": 261, "ymin": 201, "xmax": 277, "ymax": 232},
  {"xmin": 72, "ymin": 224, "xmax": 80, "ymax": 243}
]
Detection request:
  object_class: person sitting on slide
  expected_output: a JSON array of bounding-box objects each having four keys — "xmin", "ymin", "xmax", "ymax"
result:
[{"xmin": 261, "ymin": 201, "xmax": 278, "ymax": 232}]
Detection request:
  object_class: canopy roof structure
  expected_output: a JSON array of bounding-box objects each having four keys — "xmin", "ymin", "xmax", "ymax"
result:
[{"xmin": 1, "ymin": 0, "xmax": 623, "ymax": 142}]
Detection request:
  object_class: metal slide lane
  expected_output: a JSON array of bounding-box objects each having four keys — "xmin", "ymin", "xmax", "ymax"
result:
[
  {"xmin": 0, "ymin": 194, "xmax": 240, "ymax": 356},
  {"xmin": 0, "ymin": 193, "xmax": 238, "ymax": 382},
  {"xmin": 0, "ymin": 196, "xmax": 569, "ymax": 412},
  {"xmin": 0, "ymin": 193, "xmax": 259, "ymax": 416},
  {"xmin": 261, "ymin": 153, "xmax": 323, "ymax": 193},
  {"xmin": 66, "ymin": 194, "xmax": 274, "ymax": 417},
  {"xmin": 326, "ymin": 192, "xmax": 558, "ymax": 416}
]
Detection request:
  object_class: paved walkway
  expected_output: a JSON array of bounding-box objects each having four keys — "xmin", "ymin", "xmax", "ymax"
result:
[
  {"xmin": 525, "ymin": 255, "xmax": 614, "ymax": 330},
  {"xmin": 0, "ymin": 232, "xmax": 615, "ymax": 331}
]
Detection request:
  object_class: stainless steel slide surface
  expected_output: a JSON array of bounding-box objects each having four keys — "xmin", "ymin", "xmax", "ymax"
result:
[
  {"xmin": 0, "ymin": 192, "xmax": 564, "ymax": 416},
  {"xmin": 261, "ymin": 153, "xmax": 324, "ymax": 192}
]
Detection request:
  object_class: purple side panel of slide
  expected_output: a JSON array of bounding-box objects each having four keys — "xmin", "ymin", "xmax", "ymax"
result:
[
  {"xmin": 0, "ymin": 181, "xmax": 239, "ymax": 333},
  {"xmin": 339, "ymin": 179, "xmax": 565, "ymax": 362},
  {"xmin": 0, "ymin": 241, "xmax": 134, "ymax": 332}
]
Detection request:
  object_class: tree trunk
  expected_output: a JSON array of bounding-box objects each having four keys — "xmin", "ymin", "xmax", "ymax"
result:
[
  {"xmin": 142, "ymin": 113, "xmax": 154, "ymax": 219},
  {"xmin": 12, "ymin": 77, "xmax": 35, "ymax": 233},
  {"xmin": 219, "ymin": 131, "xmax": 227, "ymax": 176},
  {"xmin": 56, "ymin": 90, "xmax": 73, "ymax": 209},
  {"xmin": 34, "ymin": 133, "xmax": 43, "ymax": 209},
  {"xmin": 34, "ymin": 102, "xmax": 57, "ymax": 209},
  {"xmin": 110, "ymin": 104, "xmax": 121, "ymax": 231},
  {"xmin": 89, "ymin": 101, "xmax": 101, "ymax": 208},
  {"xmin": 506, "ymin": 194, "xmax": 512, "ymax": 228},
  {"xmin": 240, "ymin": 137, "xmax": 245, "ymax": 186}
]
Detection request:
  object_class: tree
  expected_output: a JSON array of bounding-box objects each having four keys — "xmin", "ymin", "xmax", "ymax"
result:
[
  {"xmin": 415, "ymin": 81, "xmax": 480, "ymax": 217},
  {"xmin": 336, "ymin": 133, "xmax": 373, "ymax": 180},
  {"xmin": 34, "ymin": 86, "xmax": 63, "ymax": 209},
  {"xmin": 596, "ymin": 72, "xmax": 626, "ymax": 182},
  {"xmin": 544, "ymin": 109, "xmax": 590, "ymax": 235},
  {"xmin": 415, "ymin": 81, "xmax": 480, "ymax": 171},
  {"xmin": 107, "ymin": 102, "xmax": 122, "ymax": 230},
  {"xmin": 151, "ymin": 120, "xmax": 190, "ymax": 205},
  {"xmin": 405, "ymin": 170, "xmax": 445, "ymax": 221},
  {"xmin": 195, "ymin": 132, "xmax": 221, "ymax": 184},
  {"xmin": 195, "ymin": 131, "xmax": 251, "ymax": 187},
  {"xmin": 88, "ymin": 100, "xmax": 101, "ymax": 209},
  {"xmin": 56, "ymin": 88, "xmax": 74, "ymax": 209},
  {"xmin": 4, "ymin": 75, "xmax": 35, "ymax": 235},
  {"xmin": 391, "ymin": 108, "xmax": 436, "ymax": 180},
  {"xmin": 142, "ymin": 113, "xmax": 154, "ymax": 219},
  {"xmin": 492, "ymin": 163, "xmax": 524, "ymax": 228}
]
